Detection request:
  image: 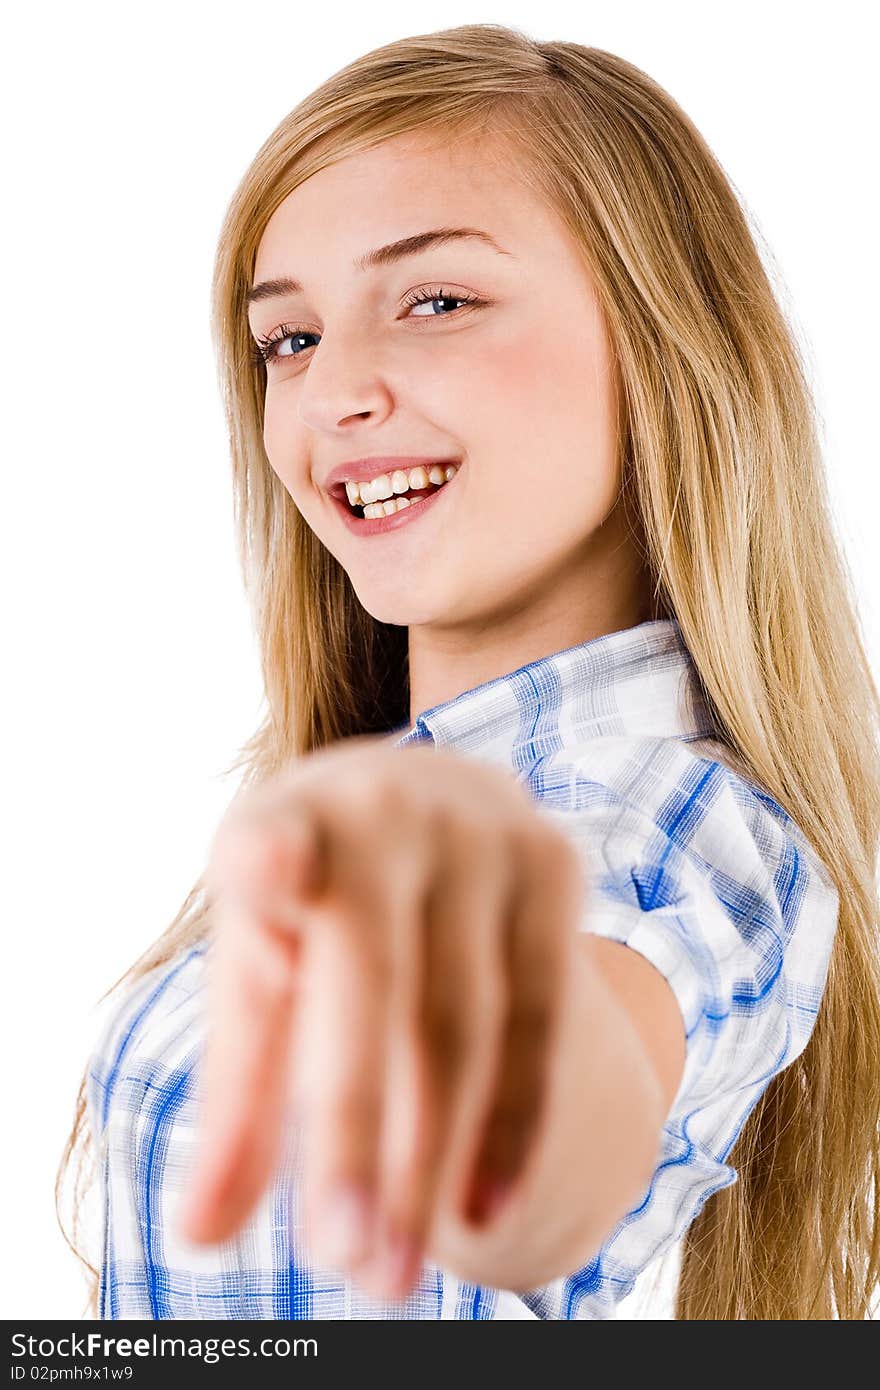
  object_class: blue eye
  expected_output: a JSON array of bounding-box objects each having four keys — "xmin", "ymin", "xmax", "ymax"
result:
[
  {"xmin": 250, "ymin": 285, "xmax": 484, "ymax": 369},
  {"xmin": 253, "ymin": 328, "xmax": 315, "ymax": 365},
  {"xmin": 400, "ymin": 286, "xmax": 478, "ymax": 317}
]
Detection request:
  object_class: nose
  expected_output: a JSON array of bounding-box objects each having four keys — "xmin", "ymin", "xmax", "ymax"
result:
[{"xmin": 296, "ymin": 324, "xmax": 395, "ymax": 434}]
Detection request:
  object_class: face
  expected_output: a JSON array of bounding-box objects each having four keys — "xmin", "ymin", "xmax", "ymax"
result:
[{"xmin": 248, "ymin": 128, "xmax": 650, "ymax": 636}]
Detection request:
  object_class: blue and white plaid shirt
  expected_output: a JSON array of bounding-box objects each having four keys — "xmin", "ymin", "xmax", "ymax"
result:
[{"xmin": 86, "ymin": 618, "xmax": 839, "ymax": 1319}]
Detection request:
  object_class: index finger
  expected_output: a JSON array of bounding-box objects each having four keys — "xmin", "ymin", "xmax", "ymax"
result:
[{"xmin": 176, "ymin": 814, "xmax": 318, "ymax": 1244}]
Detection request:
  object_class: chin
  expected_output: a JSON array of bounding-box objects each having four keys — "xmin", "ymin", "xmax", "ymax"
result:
[{"xmin": 352, "ymin": 586, "xmax": 445, "ymax": 629}]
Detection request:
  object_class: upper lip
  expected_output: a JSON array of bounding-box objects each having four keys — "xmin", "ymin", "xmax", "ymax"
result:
[{"xmin": 322, "ymin": 456, "xmax": 461, "ymax": 498}]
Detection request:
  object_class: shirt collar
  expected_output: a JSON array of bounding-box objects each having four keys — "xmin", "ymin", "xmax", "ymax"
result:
[{"xmin": 390, "ymin": 618, "xmax": 716, "ymax": 765}]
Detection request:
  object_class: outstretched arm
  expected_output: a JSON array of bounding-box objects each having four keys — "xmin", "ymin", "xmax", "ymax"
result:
[{"xmin": 176, "ymin": 735, "xmax": 684, "ymax": 1302}]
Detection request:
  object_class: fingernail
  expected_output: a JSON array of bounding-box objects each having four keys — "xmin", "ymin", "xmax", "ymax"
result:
[{"xmin": 314, "ymin": 1183, "xmax": 374, "ymax": 1267}]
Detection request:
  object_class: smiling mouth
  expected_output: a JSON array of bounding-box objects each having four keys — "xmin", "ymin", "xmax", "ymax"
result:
[
  {"xmin": 347, "ymin": 482, "xmax": 447, "ymax": 518},
  {"xmin": 333, "ymin": 463, "xmax": 460, "ymax": 519}
]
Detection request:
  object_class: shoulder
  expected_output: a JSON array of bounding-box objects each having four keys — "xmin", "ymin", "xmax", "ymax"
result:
[
  {"xmin": 531, "ymin": 730, "xmax": 839, "ymax": 1107},
  {"xmin": 530, "ymin": 729, "xmax": 839, "ymax": 931}
]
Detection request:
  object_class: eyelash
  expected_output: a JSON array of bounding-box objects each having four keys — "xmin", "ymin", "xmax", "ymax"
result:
[{"xmin": 250, "ymin": 285, "xmax": 485, "ymax": 368}]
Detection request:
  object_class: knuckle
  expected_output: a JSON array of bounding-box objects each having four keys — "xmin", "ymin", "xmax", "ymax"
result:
[
  {"xmin": 446, "ymin": 816, "xmax": 507, "ymax": 878},
  {"xmin": 434, "ymin": 795, "xmax": 491, "ymax": 841},
  {"xmin": 249, "ymin": 823, "xmax": 296, "ymax": 886},
  {"xmin": 210, "ymin": 814, "xmax": 289, "ymax": 893},
  {"xmin": 345, "ymin": 773, "xmax": 406, "ymax": 824},
  {"xmin": 372, "ymin": 776, "xmax": 410, "ymax": 822},
  {"xmin": 424, "ymin": 798, "xmax": 451, "ymax": 838}
]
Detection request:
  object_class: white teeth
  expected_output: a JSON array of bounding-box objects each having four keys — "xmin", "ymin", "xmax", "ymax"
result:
[
  {"xmin": 345, "ymin": 463, "xmax": 459, "ymax": 506},
  {"xmin": 360, "ymin": 473, "xmax": 392, "ymax": 505},
  {"xmin": 362, "ymin": 496, "xmax": 418, "ymax": 519}
]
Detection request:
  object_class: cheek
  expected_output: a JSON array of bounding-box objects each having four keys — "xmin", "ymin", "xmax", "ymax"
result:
[
  {"xmin": 262, "ymin": 403, "xmax": 304, "ymax": 494},
  {"xmin": 458, "ymin": 330, "xmax": 621, "ymax": 517},
  {"xmin": 496, "ymin": 329, "xmax": 613, "ymax": 436}
]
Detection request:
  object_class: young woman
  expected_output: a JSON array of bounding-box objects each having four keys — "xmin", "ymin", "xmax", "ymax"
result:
[{"xmin": 57, "ymin": 23, "xmax": 880, "ymax": 1320}]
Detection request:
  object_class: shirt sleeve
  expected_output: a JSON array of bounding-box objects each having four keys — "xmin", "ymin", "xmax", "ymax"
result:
[{"xmin": 534, "ymin": 747, "xmax": 839, "ymax": 1262}]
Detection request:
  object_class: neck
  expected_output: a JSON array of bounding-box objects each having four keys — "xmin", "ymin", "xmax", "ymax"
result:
[{"xmin": 407, "ymin": 557, "xmax": 655, "ymax": 724}]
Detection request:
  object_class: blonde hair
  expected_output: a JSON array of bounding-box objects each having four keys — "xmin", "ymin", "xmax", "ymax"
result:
[{"xmin": 57, "ymin": 23, "xmax": 880, "ymax": 1319}]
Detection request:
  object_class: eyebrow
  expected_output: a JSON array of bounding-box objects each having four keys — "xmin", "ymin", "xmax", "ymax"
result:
[{"xmin": 245, "ymin": 227, "xmax": 513, "ymax": 307}]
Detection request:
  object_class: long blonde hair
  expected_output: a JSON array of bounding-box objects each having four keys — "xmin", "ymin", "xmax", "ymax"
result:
[{"xmin": 57, "ymin": 22, "xmax": 880, "ymax": 1319}]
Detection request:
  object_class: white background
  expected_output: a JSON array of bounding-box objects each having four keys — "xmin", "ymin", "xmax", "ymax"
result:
[{"xmin": 3, "ymin": 0, "xmax": 877, "ymax": 1319}]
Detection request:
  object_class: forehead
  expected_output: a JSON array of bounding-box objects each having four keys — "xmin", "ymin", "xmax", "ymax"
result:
[{"xmin": 252, "ymin": 128, "xmax": 569, "ymax": 282}]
